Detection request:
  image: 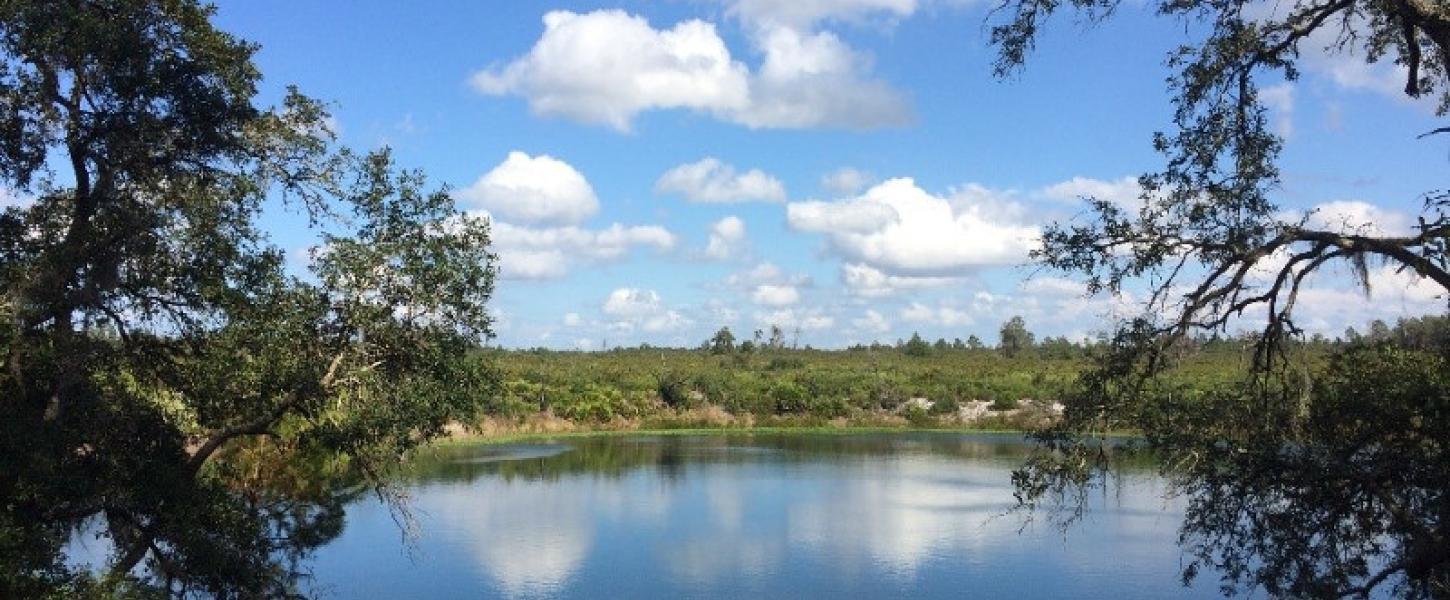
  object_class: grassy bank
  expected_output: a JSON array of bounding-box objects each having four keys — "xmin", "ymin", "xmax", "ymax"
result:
[
  {"xmin": 456, "ymin": 345, "xmax": 1251, "ymax": 440},
  {"xmin": 436, "ymin": 422, "xmax": 1037, "ymax": 447},
  {"xmin": 441, "ymin": 403, "xmax": 1138, "ymax": 448}
]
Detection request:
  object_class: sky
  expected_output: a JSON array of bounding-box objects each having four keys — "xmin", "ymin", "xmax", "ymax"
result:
[{"xmin": 210, "ymin": 0, "xmax": 1448, "ymax": 349}]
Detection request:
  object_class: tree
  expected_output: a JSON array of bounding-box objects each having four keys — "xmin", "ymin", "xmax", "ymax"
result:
[
  {"xmin": 998, "ymin": 316, "xmax": 1034, "ymax": 358},
  {"xmin": 966, "ymin": 334, "xmax": 984, "ymax": 350},
  {"xmin": 1343, "ymin": 326, "xmax": 1363, "ymax": 344},
  {"xmin": 707, "ymin": 326, "xmax": 736, "ymax": 354},
  {"xmin": 903, "ymin": 332, "xmax": 932, "ymax": 357},
  {"xmin": 1369, "ymin": 319, "xmax": 1394, "ymax": 343},
  {"xmin": 992, "ymin": 0, "xmax": 1450, "ymax": 595},
  {"xmin": 0, "ymin": 2, "xmax": 497, "ymax": 597},
  {"xmin": 1038, "ymin": 336, "xmax": 1077, "ymax": 360},
  {"xmin": 767, "ymin": 324, "xmax": 786, "ymax": 350}
]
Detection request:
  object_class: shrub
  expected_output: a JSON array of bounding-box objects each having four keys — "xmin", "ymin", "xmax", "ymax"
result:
[
  {"xmin": 991, "ymin": 397, "xmax": 1020, "ymax": 411},
  {"xmin": 770, "ymin": 380, "xmax": 808, "ymax": 414},
  {"xmin": 929, "ymin": 396, "xmax": 960, "ymax": 416},
  {"xmin": 904, "ymin": 404, "xmax": 934, "ymax": 426}
]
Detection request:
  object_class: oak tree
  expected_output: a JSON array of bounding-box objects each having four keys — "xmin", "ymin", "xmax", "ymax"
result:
[
  {"xmin": 990, "ymin": 0, "xmax": 1450, "ymax": 596},
  {"xmin": 0, "ymin": 1, "xmax": 498, "ymax": 596}
]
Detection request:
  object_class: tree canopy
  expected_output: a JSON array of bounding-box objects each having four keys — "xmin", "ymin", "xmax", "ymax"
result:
[
  {"xmin": 998, "ymin": 316, "xmax": 1035, "ymax": 358},
  {"xmin": 992, "ymin": 0, "xmax": 1450, "ymax": 596},
  {"xmin": 0, "ymin": 1, "xmax": 497, "ymax": 597}
]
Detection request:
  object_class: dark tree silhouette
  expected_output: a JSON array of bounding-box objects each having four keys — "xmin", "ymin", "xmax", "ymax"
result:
[
  {"xmin": 989, "ymin": 0, "xmax": 1450, "ymax": 596},
  {"xmin": 0, "ymin": 2, "xmax": 497, "ymax": 596}
]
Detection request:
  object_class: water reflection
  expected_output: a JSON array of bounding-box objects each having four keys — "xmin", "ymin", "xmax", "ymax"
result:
[{"xmin": 306, "ymin": 433, "xmax": 1217, "ymax": 599}]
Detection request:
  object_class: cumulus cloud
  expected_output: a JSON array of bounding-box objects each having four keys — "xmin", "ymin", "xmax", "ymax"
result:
[
  {"xmin": 472, "ymin": 11, "xmax": 749, "ymax": 131},
  {"xmin": 490, "ymin": 220, "xmax": 676, "ymax": 280},
  {"xmin": 705, "ymin": 215, "xmax": 749, "ymax": 260},
  {"xmin": 725, "ymin": 0, "xmax": 917, "ymax": 29},
  {"xmin": 0, "ymin": 187, "xmax": 30, "ymax": 210},
  {"xmin": 1259, "ymin": 264, "xmax": 1445, "ymax": 336},
  {"xmin": 1259, "ymin": 83, "xmax": 1294, "ymax": 138},
  {"xmin": 733, "ymin": 25, "xmax": 910, "ymax": 129},
  {"xmin": 723, "ymin": 263, "xmax": 814, "ymax": 303},
  {"xmin": 1303, "ymin": 200, "xmax": 1411, "ymax": 236},
  {"xmin": 787, "ymin": 198, "xmax": 898, "ymax": 233},
  {"xmin": 821, "ymin": 167, "xmax": 874, "ymax": 196},
  {"xmin": 602, "ymin": 288, "xmax": 693, "ymax": 333},
  {"xmin": 1040, "ymin": 175, "xmax": 1142, "ymax": 212},
  {"xmin": 472, "ymin": 10, "xmax": 910, "ymax": 131},
  {"xmin": 719, "ymin": 262, "xmax": 813, "ymax": 310},
  {"xmin": 601, "ymin": 287, "xmax": 656, "ymax": 319},
  {"xmin": 1242, "ymin": 3, "xmax": 1423, "ymax": 107},
  {"xmin": 787, "ymin": 178, "xmax": 1039, "ymax": 276},
  {"xmin": 751, "ymin": 284, "xmax": 801, "ymax": 306},
  {"xmin": 754, "ymin": 308, "xmax": 834, "ymax": 331},
  {"xmin": 841, "ymin": 263, "xmax": 956, "ymax": 297},
  {"xmin": 900, "ymin": 301, "xmax": 974, "ymax": 327},
  {"xmin": 1019, "ymin": 276, "xmax": 1087, "ymax": 298},
  {"xmin": 851, "ymin": 309, "xmax": 892, "ymax": 334},
  {"xmin": 656, "ymin": 158, "xmax": 786, "ymax": 203},
  {"xmin": 459, "ymin": 151, "xmax": 598, "ymax": 225}
]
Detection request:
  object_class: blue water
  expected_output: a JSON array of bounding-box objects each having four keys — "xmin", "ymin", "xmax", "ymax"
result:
[{"xmin": 305, "ymin": 432, "xmax": 1222, "ymax": 598}]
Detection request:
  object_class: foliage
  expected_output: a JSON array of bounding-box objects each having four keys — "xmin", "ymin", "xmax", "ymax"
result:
[
  {"xmin": 479, "ymin": 340, "xmax": 1258, "ymax": 424},
  {"xmin": 903, "ymin": 332, "xmax": 932, "ymax": 357},
  {"xmin": 707, "ymin": 326, "xmax": 736, "ymax": 354},
  {"xmin": 989, "ymin": 0, "xmax": 1450, "ymax": 594},
  {"xmin": 998, "ymin": 316, "xmax": 1035, "ymax": 358},
  {"xmin": 1164, "ymin": 345, "xmax": 1450, "ymax": 598},
  {"xmin": 0, "ymin": 2, "xmax": 496, "ymax": 597}
]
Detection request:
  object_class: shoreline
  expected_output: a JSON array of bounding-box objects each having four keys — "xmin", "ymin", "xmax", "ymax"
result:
[{"xmin": 431, "ymin": 417, "xmax": 1085, "ymax": 447}]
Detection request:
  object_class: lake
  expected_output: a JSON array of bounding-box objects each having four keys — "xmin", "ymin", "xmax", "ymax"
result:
[{"xmin": 305, "ymin": 432, "xmax": 1222, "ymax": 598}]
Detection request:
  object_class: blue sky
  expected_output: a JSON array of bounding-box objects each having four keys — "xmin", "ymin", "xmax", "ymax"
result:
[{"xmin": 213, "ymin": 0, "xmax": 1446, "ymax": 349}]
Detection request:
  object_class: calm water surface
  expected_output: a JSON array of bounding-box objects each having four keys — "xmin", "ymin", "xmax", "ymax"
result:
[{"xmin": 306, "ymin": 432, "xmax": 1221, "ymax": 599}]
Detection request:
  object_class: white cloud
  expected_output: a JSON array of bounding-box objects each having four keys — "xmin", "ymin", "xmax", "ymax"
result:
[
  {"xmin": 643, "ymin": 310, "xmax": 693, "ymax": 333},
  {"xmin": 733, "ymin": 25, "xmax": 910, "ymax": 129},
  {"xmin": 1284, "ymin": 265, "xmax": 1445, "ymax": 336},
  {"xmin": 752, "ymin": 284, "xmax": 801, "ymax": 306},
  {"xmin": 841, "ymin": 263, "xmax": 956, "ymax": 297},
  {"xmin": 473, "ymin": 10, "xmax": 909, "ymax": 131},
  {"xmin": 787, "ymin": 198, "xmax": 898, "ymax": 233},
  {"xmin": 1242, "ymin": 3, "xmax": 1420, "ymax": 107},
  {"xmin": 1040, "ymin": 176, "xmax": 1142, "ymax": 212},
  {"xmin": 490, "ymin": 220, "xmax": 676, "ymax": 280},
  {"xmin": 726, "ymin": 0, "xmax": 917, "ymax": 29},
  {"xmin": 601, "ymin": 288, "xmax": 693, "ymax": 333},
  {"xmin": 821, "ymin": 167, "xmax": 874, "ymax": 196},
  {"xmin": 0, "ymin": 187, "xmax": 31, "ymax": 210},
  {"xmin": 656, "ymin": 158, "xmax": 786, "ymax": 203},
  {"xmin": 725, "ymin": 262, "xmax": 812, "ymax": 288},
  {"xmin": 563, "ymin": 312, "xmax": 582, "ymax": 327},
  {"xmin": 705, "ymin": 215, "xmax": 749, "ymax": 260},
  {"xmin": 472, "ymin": 10, "xmax": 749, "ymax": 131},
  {"xmin": 787, "ymin": 178, "xmax": 1039, "ymax": 276},
  {"xmin": 1020, "ymin": 276, "xmax": 1086, "ymax": 298},
  {"xmin": 901, "ymin": 302, "xmax": 934, "ymax": 322},
  {"xmin": 900, "ymin": 301, "xmax": 974, "ymax": 327},
  {"xmin": 1259, "ymin": 82, "xmax": 1294, "ymax": 138},
  {"xmin": 601, "ymin": 293, "xmax": 686, "ymax": 334},
  {"xmin": 754, "ymin": 308, "xmax": 834, "ymax": 331},
  {"xmin": 851, "ymin": 309, "xmax": 892, "ymax": 334},
  {"xmin": 459, "ymin": 152, "xmax": 598, "ymax": 225},
  {"xmin": 1303, "ymin": 200, "xmax": 1411, "ymax": 236}
]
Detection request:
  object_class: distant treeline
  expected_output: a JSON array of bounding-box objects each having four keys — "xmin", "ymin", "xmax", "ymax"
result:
[{"xmin": 470, "ymin": 315, "xmax": 1450, "ymax": 429}]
